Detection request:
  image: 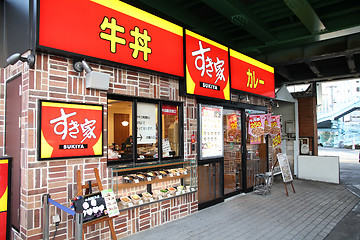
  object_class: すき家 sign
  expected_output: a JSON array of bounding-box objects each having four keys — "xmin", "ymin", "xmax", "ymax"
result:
[
  {"xmin": 185, "ymin": 30, "xmax": 230, "ymax": 100},
  {"xmin": 39, "ymin": 100, "xmax": 103, "ymax": 160}
]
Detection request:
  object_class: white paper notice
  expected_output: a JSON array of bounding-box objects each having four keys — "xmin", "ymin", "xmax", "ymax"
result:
[{"xmin": 137, "ymin": 102, "xmax": 157, "ymax": 144}]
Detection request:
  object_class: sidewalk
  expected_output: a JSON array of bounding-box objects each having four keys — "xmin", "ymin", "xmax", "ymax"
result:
[{"xmin": 123, "ymin": 179, "xmax": 359, "ymax": 240}]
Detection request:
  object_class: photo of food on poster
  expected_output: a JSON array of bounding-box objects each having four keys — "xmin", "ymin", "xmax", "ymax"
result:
[
  {"xmin": 264, "ymin": 113, "xmax": 271, "ymax": 135},
  {"xmin": 248, "ymin": 115, "xmax": 265, "ymax": 137},
  {"xmin": 270, "ymin": 115, "xmax": 281, "ymax": 148},
  {"xmin": 200, "ymin": 105, "xmax": 223, "ymax": 159}
]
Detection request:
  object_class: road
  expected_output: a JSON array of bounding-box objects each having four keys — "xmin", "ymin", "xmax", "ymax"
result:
[
  {"xmin": 318, "ymin": 146, "xmax": 360, "ymax": 187},
  {"xmin": 318, "ymin": 147, "xmax": 360, "ymax": 240}
]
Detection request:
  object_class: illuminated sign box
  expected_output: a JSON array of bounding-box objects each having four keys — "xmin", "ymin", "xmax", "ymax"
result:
[
  {"xmin": 38, "ymin": 100, "xmax": 103, "ymax": 160},
  {"xmin": 185, "ymin": 30, "xmax": 230, "ymax": 100},
  {"xmin": 38, "ymin": 0, "xmax": 184, "ymax": 77},
  {"xmin": 230, "ymin": 49, "xmax": 275, "ymax": 99}
]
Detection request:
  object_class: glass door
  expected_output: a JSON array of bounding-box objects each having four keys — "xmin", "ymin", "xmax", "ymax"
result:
[
  {"xmin": 223, "ymin": 109, "xmax": 242, "ymax": 195},
  {"xmin": 245, "ymin": 110, "xmax": 268, "ymax": 190}
]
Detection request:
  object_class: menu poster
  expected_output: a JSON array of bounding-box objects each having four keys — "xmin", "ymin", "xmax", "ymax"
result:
[
  {"xmin": 200, "ymin": 105, "xmax": 223, "ymax": 159},
  {"xmin": 162, "ymin": 138, "xmax": 172, "ymax": 157},
  {"xmin": 248, "ymin": 115, "xmax": 265, "ymax": 137},
  {"xmin": 276, "ymin": 153, "xmax": 293, "ymax": 183},
  {"xmin": 101, "ymin": 189, "xmax": 119, "ymax": 218},
  {"xmin": 264, "ymin": 113, "xmax": 271, "ymax": 135},
  {"xmin": 137, "ymin": 102, "xmax": 157, "ymax": 144},
  {"xmin": 270, "ymin": 115, "xmax": 281, "ymax": 148}
]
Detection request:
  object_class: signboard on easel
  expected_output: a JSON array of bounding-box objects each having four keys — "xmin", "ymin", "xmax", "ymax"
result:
[
  {"xmin": 277, "ymin": 153, "xmax": 293, "ymax": 182},
  {"xmin": 276, "ymin": 153, "xmax": 295, "ymax": 196}
]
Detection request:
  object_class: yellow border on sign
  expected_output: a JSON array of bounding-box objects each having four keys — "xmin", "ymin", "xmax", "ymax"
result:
[
  {"xmin": 186, "ymin": 30, "xmax": 228, "ymax": 51},
  {"xmin": 41, "ymin": 131, "xmax": 54, "ymax": 158},
  {"xmin": 230, "ymin": 49, "xmax": 274, "ymax": 73},
  {"xmin": 91, "ymin": 0, "xmax": 183, "ymax": 36},
  {"xmin": 0, "ymin": 159, "xmax": 8, "ymax": 164},
  {"xmin": 223, "ymin": 79, "xmax": 230, "ymax": 100},
  {"xmin": 93, "ymin": 133, "xmax": 103, "ymax": 155},
  {"xmin": 42, "ymin": 102, "xmax": 102, "ymax": 111},
  {"xmin": 185, "ymin": 65, "xmax": 196, "ymax": 94},
  {"xmin": 0, "ymin": 187, "xmax": 8, "ymax": 211}
]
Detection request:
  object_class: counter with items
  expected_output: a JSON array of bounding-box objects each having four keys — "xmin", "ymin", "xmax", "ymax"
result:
[{"xmin": 110, "ymin": 160, "xmax": 197, "ymax": 211}]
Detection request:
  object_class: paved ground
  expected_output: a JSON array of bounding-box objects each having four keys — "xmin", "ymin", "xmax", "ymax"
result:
[
  {"xmin": 319, "ymin": 147, "xmax": 360, "ymax": 240},
  {"xmin": 123, "ymin": 179, "xmax": 359, "ymax": 240}
]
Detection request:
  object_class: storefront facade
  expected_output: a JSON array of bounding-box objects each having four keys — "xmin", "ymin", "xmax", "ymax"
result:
[{"xmin": 1, "ymin": 1, "xmax": 277, "ymax": 239}]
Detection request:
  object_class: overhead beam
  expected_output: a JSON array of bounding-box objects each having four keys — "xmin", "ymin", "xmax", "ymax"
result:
[
  {"xmin": 136, "ymin": 0, "xmax": 234, "ymax": 46},
  {"xmin": 200, "ymin": 0, "xmax": 276, "ymax": 43},
  {"xmin": 346, "ymin": 56, "xmax": 356, "ymax": 73},
  {"xmin": 306, "ymin": 62, "xmax": 322, "ymax": 77},
  {"xmin": 284, "ymin": 0, "xmax": 326, "ymax": 34}
]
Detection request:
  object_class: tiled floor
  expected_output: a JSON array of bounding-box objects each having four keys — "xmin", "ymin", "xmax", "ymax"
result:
[{"xmin": 122, "ymin": 179, "xmax": 359, "ymax": 240}]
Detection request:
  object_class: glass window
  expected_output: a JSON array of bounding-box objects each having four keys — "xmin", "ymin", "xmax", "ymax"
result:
[
  {"xmin": 107, "ymin": 100, "xmax": 133, "ymax": 162},
  {"xmin": 136, "ymin": 102, "xmax": 158, "ymax": 161},
  {"xmin": 162, "ymin": 104, "xmax": 179, "ymax": 158}
]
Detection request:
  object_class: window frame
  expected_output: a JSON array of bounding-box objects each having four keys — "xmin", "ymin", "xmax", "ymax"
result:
[{"xmin": 107, "ymin": 94, "xmax": 184, "ymax": 165}]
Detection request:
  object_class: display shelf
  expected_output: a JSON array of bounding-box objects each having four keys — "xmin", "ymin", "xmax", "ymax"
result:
[
  {"xmin": 115, "ymin": 173, "xmax": 190, "ymax": 188},
  {"xmin": 117, "ymin": 190, "xmax": 197, "ymax": 212},
  {"xmin": 110, "ymin": 160, "xmax": 191, "ymax": 173}
]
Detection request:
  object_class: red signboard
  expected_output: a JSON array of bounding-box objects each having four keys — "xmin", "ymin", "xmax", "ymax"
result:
[
  {"xmin": 230, "ymin": 49, "xmax": 275, "ymax": 98},
  {"xmin": 162, "ymin": 105, "xmax": 178, "ymax": 115},
  {"xmin": 0, "ymin": 158, "xmax": 11, "ymax": 240},
  {"xmin": 38, "ymin": 0, "xmax": 184, "ymax": 77},
  {"xmin": 185, "ymin": 30, "xmax": 230, "ymax": 100},
  {"xmin": 39, "ymin": 101, "xmax": 103, "ymax": 160}
]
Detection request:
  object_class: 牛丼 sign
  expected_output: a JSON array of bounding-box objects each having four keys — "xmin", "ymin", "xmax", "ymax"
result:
[
  {"xmin": 39, "ymin": 100, "xmax": 103, "ymax": 160},
  {"xmin": 185, "ymin": 30, "xmax": 230, "ymax": 100},
  {"xmin": 230, "ymin": 49, "xmax": 275, "ymax": 98},
  {"xmin": 38, "ymin": 0, "xmax": 184, "ymax": 77}
]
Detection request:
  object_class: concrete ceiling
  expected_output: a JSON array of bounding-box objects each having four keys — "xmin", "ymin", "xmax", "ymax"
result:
[{"xmin": 128, "ymin": 0, "xmax": 360, "ymax": 87}]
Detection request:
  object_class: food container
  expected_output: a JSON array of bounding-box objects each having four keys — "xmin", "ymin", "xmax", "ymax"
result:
[
  {"xmin": 160, "ymin": 189, "xmax": 168, "ymax": 196},
  {"xmin": 152, "ymin": 190, "xmax": 161, "ymax": 199},
  {"xmin": 168, "ymin": 169, "xmax": 179, "ymax": 174},
  {"xmin": 142, "ymin": 192, "xmax": 152, "ymax": 201},
  {"xmin": 177, "ymin": 185, "xmax": 184, "ymax": 193},
  {"xmin": 122, "ymin": 176, "xmax": 133, "ymax": 183},
  {"xmin": 178, "ymin": 168, "xmax": 187, "ymax": 174},
  {"xmin": 120, "ymin": 196, "xmax": 132, "ymax": 206},
  {"xmin": 131, "ymin": 194, "xmax": 141, "ymax": 204},
  {"xmin": 168, "ymin": 187, "xmax": 176, "ymax": 195},
  {"xmin": 159, "ymin": 170, "xmax": 168, "ymax": 176},
  {"xmin": 146, "ymin": 171, "xmax": 157, "ymax": 178},
  {"xmin": 136, "ymin": 173, "xmax": 146, "ymax": 181}
]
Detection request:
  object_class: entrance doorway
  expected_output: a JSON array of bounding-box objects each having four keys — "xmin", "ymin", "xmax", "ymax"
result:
[{"xmin": 223, "ymin": 109, "xmax": 242, "ymax": 195}]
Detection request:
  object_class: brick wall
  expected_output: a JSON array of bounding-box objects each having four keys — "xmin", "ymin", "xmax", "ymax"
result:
[{"xmin": 2, "ymin": 52, "xmax": 198, "ymax": 240}]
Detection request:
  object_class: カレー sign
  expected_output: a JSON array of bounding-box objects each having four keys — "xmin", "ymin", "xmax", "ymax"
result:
[
  {"xmin": 39, "ymin": 101, "xmax": 103, "ymax": 160},
  {"xmin": 38, "ymin": 0, "xmax": 184, "ymax": 77},
  {"xmin": 185, "ymin": 30, "xmax": 230, "ymax": 100},
  {"xmin": 230, "ymin": 49, "xmax": 275, "ymax": 98}
]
